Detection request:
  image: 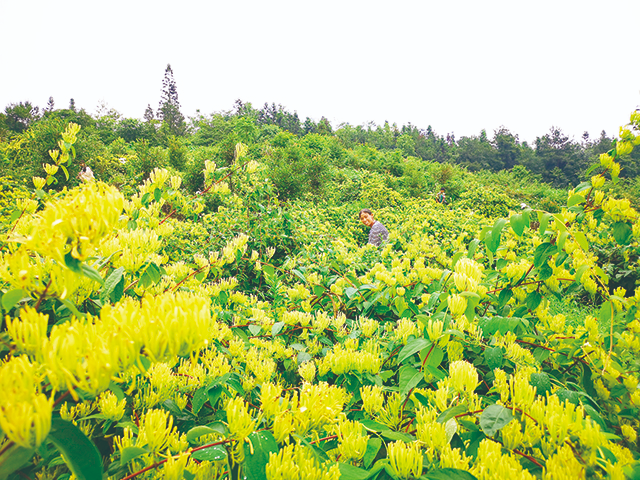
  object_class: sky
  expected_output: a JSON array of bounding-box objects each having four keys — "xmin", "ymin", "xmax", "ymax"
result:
[{"xmin": 1, "ymin": 0, "xmax": 639, "ymax": 144}]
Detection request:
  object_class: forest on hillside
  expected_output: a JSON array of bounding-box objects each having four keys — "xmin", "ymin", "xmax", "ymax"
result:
[{"xmin": 2, "ymin": 65, "xmax": 639, "ymax": 205}]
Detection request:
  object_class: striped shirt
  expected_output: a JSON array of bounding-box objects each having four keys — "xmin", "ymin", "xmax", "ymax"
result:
[{"xmin": 368, "ymin": 221, "xmax": 389, "ymax": 247}]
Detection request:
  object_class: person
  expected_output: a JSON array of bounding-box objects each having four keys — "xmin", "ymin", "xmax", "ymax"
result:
[
  {"xmin": 78, "ymin": 164, "xmax": 94, "ymax": 182},
  {"xmin": 359, "ymin": 208, "xmax": 389, "ymax": 247},
  {"xmin": 436, "ymin": 187, "xmax": 446, "ymax": 204}
]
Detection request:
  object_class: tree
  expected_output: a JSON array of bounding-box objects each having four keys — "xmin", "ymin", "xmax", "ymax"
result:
[
  {"xmin": 69, "ymin": 98, "xmax": 76, "ymax": 111},
  {"xmin": 456, "ymin": 133, "xmax": 498, "ymax": 171},
  {"xmin": 534, "ymin": 127, "xmax": 587, "ymax": 187},
  {"xmin": 144, "ymin": 104, "xmax": 155, "ymax": 122},
  {"xmin": 492, "ymin": 127, "xmax": 519, "ymax": 170},
  {"xmin": 46, "ymin": 97, "xmax": 55, "ymax": 112},
  {"xmin": 157, "ymin": 64, "xmax": 186, "ymax": 136},
  {"xmin": 2, "ymin": 101, "xmax": 41, "ymax": 135},
  {"xmin": 316, "ymin": 116, "xmax": 333, "ymax": 136}
]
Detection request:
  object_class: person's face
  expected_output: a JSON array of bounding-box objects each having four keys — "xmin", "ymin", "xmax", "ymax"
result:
[{"xmin": 360, "ymin": 212, "xmax": 375, "ymax": 227}]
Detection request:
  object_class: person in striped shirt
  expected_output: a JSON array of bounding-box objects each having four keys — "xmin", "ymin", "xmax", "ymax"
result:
[{"xmin": 359, "ymin": 209, "xmax": 389, "ymax": 247}]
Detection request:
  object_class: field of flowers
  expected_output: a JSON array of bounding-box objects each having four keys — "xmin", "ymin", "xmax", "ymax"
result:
[{"xmin": 1, "ymin": 115, "xmax": 640, "ymax": 480}]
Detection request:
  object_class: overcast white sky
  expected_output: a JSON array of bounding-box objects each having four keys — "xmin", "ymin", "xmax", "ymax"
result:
[{"xmin": 1, "ymin": 0, "xmax": 639, "ymax": 143}]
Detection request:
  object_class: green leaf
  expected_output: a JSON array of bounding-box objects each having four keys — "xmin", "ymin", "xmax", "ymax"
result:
[
  {"xmin": 9, "ymin": 207, "xmax": 22, "ymax": 223},
  {"xmin": 338, "ymin": 463, "xmax": 370, "ymax": 480},
  {"xmin": 437, "ymin": 404, "xmax": 467, "ymax": 424},
  {"xmin": 109, "ymin": 382, "xmax": 125, "ymax": 401},
  {"xmin": 529, "ymin": 372, "xmax": 551, "ymax": 396},
  {"xmin": 192, "ymin": 387, "xmax": 207, "ymax": 415},
  {"xmin": 425, "ymin": 346, "xmax": 444, "ymax": 368},
  {"xmin": 271, "ymin": 321, "xmax": 285, "ymax": 336},
  {"xmin": 64, "ymin": 252, "xmax": 83, "ymax": 273},
  {"xmin": 573, "ymin": 231, "xmax": 589, "ymax": 251},
  {"xmin": 492, "ymin": 218, "xmax": 508, "ymax": 239},
  {"xmin": 538, "ymin": 212, "xmax": 550, "ymax": 234},
  {"xmin": 484, "ymin": 347, "xmax": 503, "ymax": 370},
  {"xmin": 399, "ymin": 365, "xmax": 422, "ymax": 396},
  {"xmin": 554, "ymin": 249, "xmax": 568, "ymax": 267},
  {"xmin": 575, "ymin": 264, "xmax": 590, "ymax": 283},
  {"xmin": 498, "ymin": 288, "xmax": 512, "ymax": 308},
  {"xmin": 612, "ymin": 221, "xmax": 633, "ymax": 245},
  {"xmin": 243, "ymin": 431, "xmax": 278, "ymax": 480},
  {"xmin": 248, "ymin": 324, "xmax": 262, "ymax": 336},
  {"xmin": 556, "ymin": 389, "xmax": 580, "ymax": 406},
  {"xmin": 191, "ymin": 445, "xmax": 228, "ymax": 462},
  {"xmin": 598, "ymin": 301, "xmax": 613, "ymax": 324},
  {"xmin": 363, "ymin": 437, "xmax": 382, "ymax": 469},
  {"xmin": 120, "ymin": 446, "xmax": 148, "ymax": 465},
  {"xmin": 397, "ymin": 337, "xmax": 431, "ymax": 364},
  {"xmin": 48, "ymin": 418, "xmax": 102, "ymax": 480},
  {"xmin": 153, "ymin": 187, "xmax": 162, "ymax": 202},
  {"xmin": 525, "ymin": 291, "xmax": 542, "ymax": 311},
  {"xmin": 360, "ymin": 419, "xmax": 388, "ymax": 432},
  {"xmin": 0, "ymin": 443, "xmax": 35, "ymax": 480},
  {"xmin": 145, "ymin": 262, "xmax": 162, "ymax": 283},
  {"xmin": 297, "ymin": 351, "xmax": 312, "ymax": 365},
  {"xmin": 479, "ymin": 404, "xmax": 513, "ymax": 437},
  {"xmin": 567, "ymin": 194, "xmax": 585, "ymax": 207},
  {"xmin": 509, "ymin": 213, "xmax": 526, "ymax": 237},
  {"xmin": 61, "ymin": 164, "xmax": 69, "ymax": 181},
  {"xmin": 533, "ymin": 243, "xmax": 557, "ymax": 268},
  {"xmin": 101, "ymin": 267, "xmax": 124, "ymax": 301},
  {"xmin": 59, "ymin": 298, "xmax": 86, "ymax": 318},
  {"xmin": 467, "ymin": 239, "xmax": 479, "ymax": 258},
  {"xmin": 263, "ymin": 264, "xmax": 275, "ymax": 278},
  {"xmin": 380, "ymin": 430, "xmax": 414, "ymax": 442},
  {"xmin": 80, "ymin": 263, "xmax": 104, "ymax": 285},
  {"xmin": 425, "ymin": 468, "xmax": 478, "ymax": 480},
  {"xmin": 186, "ymin": 426, "xmax": 219, "ymax": 443},
  {"xmin": 2, "ymin": 289, "xmax": 29, "ymax": 311},
  {"xmin": 208, "ymin": 385, "xmax": 224, "ymax": 408}
]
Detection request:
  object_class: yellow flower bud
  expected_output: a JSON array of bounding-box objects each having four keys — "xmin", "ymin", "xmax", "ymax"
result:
[
  {"xmin": 449, "ymin": 294, "xmax": 467, "ymax": 317},
  {"xmin": 591, "ymin": 175, "xmax": 605, "ymax": 189},
  {"xmin": 622, "ymin": 425, "xmax": 637, "ymax": 443},
  {"xmin": 43, "ymin": 163, "xmax": 59, "ymax": 176},
  {"xmin": 32, "ymin": 177, "xmax": 46, "ymax": 189},
  {"xmin": 388, "ymin": 441, "xmax": 423, "ymax": 480}
]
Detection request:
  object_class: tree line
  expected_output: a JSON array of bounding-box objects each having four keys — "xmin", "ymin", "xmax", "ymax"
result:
[{"xmin": 1, "ymin": 64, "xmax": 638, "ymax": 190}]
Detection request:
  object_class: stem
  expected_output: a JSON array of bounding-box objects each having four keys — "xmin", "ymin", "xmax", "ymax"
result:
[
  {"xmin": 513, "ymin": 448, "xmax": 544, "ymax": 468},
  {"xmin": 170, "ymin": 265, "xmax": 208, "ymax": 293},
  {"xmin": 381, "ymin": 345, "xmax": 403, "ymax": 368},
  {"xmin": 401, "ymin": 387, "xmax": 415, "ymax": 412},
  {"xmin": 0, "ymin": 441, "xmax": 15, "ymax": 460},
  {"xmin": 421, "ymin": 344, "xmax": 436, "ymax": 368},
  {"xmin": 53, "ymin": 390, "xmax": 71, "ymax": 408},
  {"xmin": 33, "ymin": 278, "xmax": 53, "ymax": 311},
  {"xmin": 121, "ymin": 439, "xmax": 232, "ymax": 480},
  {"xmin": 310, "ymin": 434, "xmax": 338, "ymax": 444}
]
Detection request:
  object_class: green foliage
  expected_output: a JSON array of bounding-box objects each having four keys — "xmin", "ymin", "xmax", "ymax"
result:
[
  {"xmin": 167, "ymin": 135, "xmax": 188, "ymax": 170},
  {"xmin": 3, "ymin": 113, "xmax": 640, "ymax": 480},
  {"xmin": 457, "ymin": 182, "xmax": 513, "ymax": 218}
]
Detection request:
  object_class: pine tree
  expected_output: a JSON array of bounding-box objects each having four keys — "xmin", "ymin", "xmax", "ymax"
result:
[
  {"xmin": 69, "ymin": 98, "xmax": 76, "ymax": 111},
  {"xmin": 46, "ymin": 97, "xmax": 55, "ymax": 112},
  {"xmin": 144, "ymin": 104, "xmax": 155, "ymax": 122},
  {"xmin": 157, "ymin": 64, "xmax": 186, "ymax": 136}
]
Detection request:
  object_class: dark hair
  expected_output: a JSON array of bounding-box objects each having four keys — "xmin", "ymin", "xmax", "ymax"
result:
[{"xmin": 359, "ymin": 208, "xmax": 373, "ymax": 218}]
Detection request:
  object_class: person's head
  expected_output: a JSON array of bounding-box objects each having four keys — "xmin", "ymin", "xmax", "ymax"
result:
[
  {"xmin": 439, "ymin": 187, "xmax": 445, "ymax": 193},
  {"xmin": 359, "ymin": 208, "xmax": 375, "ymax": 227}
]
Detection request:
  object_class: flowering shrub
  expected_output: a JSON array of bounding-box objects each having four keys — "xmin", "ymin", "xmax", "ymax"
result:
[{"xmin": 1, "ymin": 113, "xmax": 640, "ymax": 480}]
